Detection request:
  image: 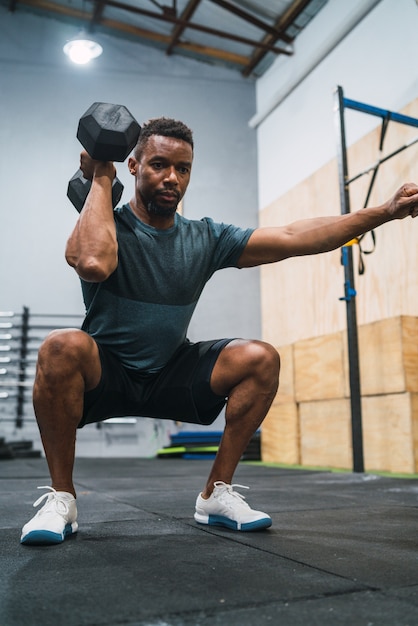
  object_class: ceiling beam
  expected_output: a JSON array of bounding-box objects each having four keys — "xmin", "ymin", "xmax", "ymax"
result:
[
  {"xmin": 90, "ymin": 0, "xmax": 106, "ymax": 31},
  {"xmin": 208, "ymin": 0, "xmax": 292, "ymax": 44},
  {"xmin": 242, "ymin": 0, "xmax": 311, "ymax": 77},
  {"xmin": 166, "ymin": 0, "xmax": 202, "ymax": 56},
  {"xmin": 105, "ymin": 15, "xmax": 250, "ymax": 65},
  {"xmin": 14, "ymin": 0, "xmax": 250, "ymax": 67},
  {"xmin": 103, "ymin": 0, "xmax": 292, "ymax": 54}
]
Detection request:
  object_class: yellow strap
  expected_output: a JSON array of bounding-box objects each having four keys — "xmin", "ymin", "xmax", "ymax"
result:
[{"xmin": 344, "ymin": 237, "xmax": 359, "ymax": 247}]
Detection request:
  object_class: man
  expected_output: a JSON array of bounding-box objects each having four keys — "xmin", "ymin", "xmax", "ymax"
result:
[{"xmin": 21, "ymin": 117, "xmax": 418, "ymax": 545}]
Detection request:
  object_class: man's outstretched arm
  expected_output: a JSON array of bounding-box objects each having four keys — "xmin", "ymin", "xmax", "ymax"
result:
[{"xmin": 238, "ymin": 183, "xmax": 418, "ymax": 268}]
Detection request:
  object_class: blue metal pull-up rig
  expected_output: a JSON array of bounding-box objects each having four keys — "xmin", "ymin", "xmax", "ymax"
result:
[{"xmin": 334, "ymin": 85, "xmax": 418, "ymax": 473}]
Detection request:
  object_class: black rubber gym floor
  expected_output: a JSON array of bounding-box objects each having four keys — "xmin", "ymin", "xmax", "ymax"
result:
[{"xmin": 1, "ymin": 456, "xmax": 417, "ymax": 626}]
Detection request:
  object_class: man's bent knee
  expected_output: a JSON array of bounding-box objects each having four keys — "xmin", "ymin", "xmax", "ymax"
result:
[
  {"xmin": 242, "ymin": 340, "xmax": 280, "ymax": 389},
  {"xmin": 211, "ymin": 339, "xmax": 280, "ymax": 396},
  {"xmin": 39, "ymin": 329, "xmax": 94, "ymax": 361},
  {"xmin": 36, "ymin": 329, "xmax": 101, "ymax": 390},
  {"xmin": 244, "ymin": 340, "xmax": 280, "ymax": 373}
]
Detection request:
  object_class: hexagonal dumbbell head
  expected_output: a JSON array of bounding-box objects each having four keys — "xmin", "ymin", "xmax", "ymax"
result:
[
  {"xmin": 77, "ymin": 102, "xmax": 141, "ymax": 162},
  {"xmin": 67, "ymin": 169, "xmax": 124, "ymax": 213}
]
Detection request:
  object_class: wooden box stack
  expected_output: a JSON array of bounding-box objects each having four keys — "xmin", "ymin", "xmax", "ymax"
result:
[
  {"xmin": 261, "ymin": 316, "xmax": 418, "ymax": 473},
  {"xmin": 261, "ymin": 344, "xmax": 300, "ymax": 465}
]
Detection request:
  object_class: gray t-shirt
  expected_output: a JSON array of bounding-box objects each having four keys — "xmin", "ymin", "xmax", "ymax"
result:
[{"xmin": 81, "ymin": 204, "xmax": 254, "ymax": 373}]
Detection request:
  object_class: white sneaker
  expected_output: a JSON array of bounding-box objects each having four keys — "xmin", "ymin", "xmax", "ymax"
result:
[
  {"xmin": 21, "ymin": 486, "xmax": 78, "ymax": 545},
  {"xmin": 194, "ymin": 481, "xmax": 272, "ymax": 531}
]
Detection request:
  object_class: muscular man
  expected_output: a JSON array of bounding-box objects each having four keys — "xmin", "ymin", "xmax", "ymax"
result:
[{"xmin": 21, "ymin": 117, "xmax": 418, "ymax": 544}]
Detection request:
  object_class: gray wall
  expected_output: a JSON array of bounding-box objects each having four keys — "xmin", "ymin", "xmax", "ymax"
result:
[{"xmin": 0, "ymin": 6, "xmax": 261, "ymax": 342}]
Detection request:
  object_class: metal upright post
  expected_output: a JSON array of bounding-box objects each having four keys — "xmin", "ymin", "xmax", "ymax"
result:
[{"xmin": 334, "ymin": 86, "xmax": 364, "ymax": 473}]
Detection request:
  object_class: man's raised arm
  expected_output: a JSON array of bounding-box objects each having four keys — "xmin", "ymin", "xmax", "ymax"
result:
[{"xmin": 65, "ymin": 152, "xmax": 119, "ymax": 282}]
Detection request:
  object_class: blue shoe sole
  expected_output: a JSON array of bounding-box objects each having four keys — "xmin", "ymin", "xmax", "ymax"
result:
[
  {"xmin": 200, "ymin": 514, "xmax": 272, "ymax": 531},
  {"xmin": 21, "ymin": 524, "xmax": 76, "ymax": 545}
]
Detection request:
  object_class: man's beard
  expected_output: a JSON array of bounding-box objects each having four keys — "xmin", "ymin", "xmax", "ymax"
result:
[{"xmin": 146, "ymin": 200, "xmax": 177, "ymax": 217}]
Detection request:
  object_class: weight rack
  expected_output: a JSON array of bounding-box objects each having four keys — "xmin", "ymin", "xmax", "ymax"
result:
[{"xmin": 0, "ymin": 307, "xmax": 83, "ymax": 431}]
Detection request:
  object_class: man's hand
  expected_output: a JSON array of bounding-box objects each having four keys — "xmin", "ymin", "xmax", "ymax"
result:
[
  {"xmin": 79, "ymin": 150, "xmax": 116, "ymax": 182},
  {"xmin": 386, "ymin": 182, "xmax": 418, "ymax": 219}
]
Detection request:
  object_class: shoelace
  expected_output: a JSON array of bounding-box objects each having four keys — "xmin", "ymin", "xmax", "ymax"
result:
[
  {"xmin": 32, "ymin": 486, "xmax": 71, "ymax": 515},
  {"xmin": 213, "ymin": 481, "xmax": 250, "ymax": 504}
]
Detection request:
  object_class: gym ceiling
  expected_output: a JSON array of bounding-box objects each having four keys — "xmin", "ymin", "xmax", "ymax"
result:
[{"xmin": 3, "ymin": 0, "xmax": 329, "ymax": 77}]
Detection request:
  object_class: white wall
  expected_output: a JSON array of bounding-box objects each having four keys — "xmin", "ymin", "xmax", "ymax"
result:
[
  {"xmin": 254, "ymin": 0, "xmax": 418, "ymax": 210},
  {"xmin": 0, "ymin": 7, "xmax": 260, "ymax": 341}
]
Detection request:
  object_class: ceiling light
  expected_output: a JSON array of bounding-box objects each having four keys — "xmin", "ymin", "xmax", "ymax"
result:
[{"xmin": 63, "ymin": 37, "xmax": 103, "ymax": 65}]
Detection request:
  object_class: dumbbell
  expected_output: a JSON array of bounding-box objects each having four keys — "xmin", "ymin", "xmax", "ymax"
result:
[
  {"xmin": 67, "ymin": 102, "xmax": 141, "ymax": 212},
  {"xmin": 67, "ymin": 169, "xmax": 124, "ymax": 213}
]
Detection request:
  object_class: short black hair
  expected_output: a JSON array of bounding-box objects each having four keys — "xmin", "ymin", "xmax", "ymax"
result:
[{"xmin": 134, "ymin": 117, "xmax": 194, "ymax": 159}]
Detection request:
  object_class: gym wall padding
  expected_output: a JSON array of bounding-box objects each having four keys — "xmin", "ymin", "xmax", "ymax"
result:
[{"xmin": 260, "ymin": 97, "xmax": 418, "ymax": 473}]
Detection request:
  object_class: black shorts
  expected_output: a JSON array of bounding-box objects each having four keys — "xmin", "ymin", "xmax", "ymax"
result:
[{"xmin": 79, "ymin": 338, "xmax": 236, "ymax": 428}]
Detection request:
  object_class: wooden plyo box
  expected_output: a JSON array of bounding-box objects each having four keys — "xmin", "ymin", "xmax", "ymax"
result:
[
  {"xmin": 298, "ymin": 393, "xmax": 418, "ymax": 473},
  {"xmin": 284, "ymin": 316, "xmax": 418, "ymax": 401},
  {"xmin": 261, "ymin": 402, "xmax": 299, "ymax": 465},
  {"xmin": 276, "ymin": 344, "xmax": 295, "ymax": 404},
  {"xmin": 356, "ymin": 316, "xmax": 418, "ymax": 396},
  {"xmin": 261, "ymin": 317, "xmax": 418, "ymax": 473},
  {"xmin": 299, "ymin": 398, "xmax": 352, "ymax": 469},
  {"xmin": 362, "ymin": 393, "xmax": 418, "ymax": 473},
  {"xmin": 261, "ymin": 345, "xmax": 300, "ymax": 464},
  {"xmin": 293, "ymin": 331, "xmax": 349, "ymax": 402},
  {"xmin": 356, "ymin": 316, "xmax": 418, "ymax": 472}
]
